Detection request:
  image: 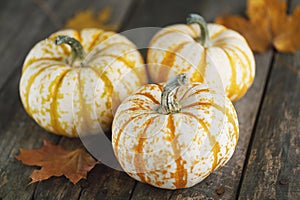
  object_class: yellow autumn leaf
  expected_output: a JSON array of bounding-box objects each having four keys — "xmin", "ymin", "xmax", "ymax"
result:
[
  {"xmin": 215, "ymin": 0, "xmax": 300, "ymax": 53},
  {"xmin": 65, "ymin": 7, "xmax": 119, "ymax": 31}
]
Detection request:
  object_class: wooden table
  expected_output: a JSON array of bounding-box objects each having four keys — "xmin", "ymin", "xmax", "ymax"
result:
[{"xmin": 0, "ymin": 0, "xmax": 299, "ymax": 199}]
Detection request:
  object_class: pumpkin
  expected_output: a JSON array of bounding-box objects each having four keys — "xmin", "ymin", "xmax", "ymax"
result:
[
  {"xmin": 147, "ymin": 13, "xmax": 255, "ymax": 101},
  {"xmin": 112, "ymin": 73, "xmax": 239, "ymax": 189},
  {"xmin": 19, "ymin": 28, "xmax": 148, "ymax": 137}
]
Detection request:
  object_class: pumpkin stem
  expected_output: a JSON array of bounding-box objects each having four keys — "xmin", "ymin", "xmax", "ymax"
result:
[
  {"xmin": 187, "ymin": 13, "xmax": 209, "ymax": 47},
  {"xmin": 55, "ymin": 35, "xmax": 85, "ymax": 67},
  {"xmin": 157, "ymin": 73, "xmax": 188, "ymax": 114}
]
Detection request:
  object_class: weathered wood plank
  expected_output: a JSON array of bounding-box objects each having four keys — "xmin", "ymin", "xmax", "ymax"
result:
[
  {"xmin": 78, "ymin": 164, "xmax": 135, "ymax": 200},
  {"xmin": 32, "ymin": 138, "xmax": 83, "ymax": 200},
  {"xmin": 0, "ymin": 71, "xmax": 21, "ymax": 131},
  {"xmin": 169, "ymin": 52, "xmax": 273, "ymax": 200},
  {"xmin": 33, "ymin": 137, "xmax": 136, "ymax": 200},
  {"xmin": 0, "ymin": 0, "xmax": 9, "ymax": 12},
  {"xmin": 0, "ymin": 0, "xmax": 133, "ymax": 131},
  {"xmin": 0, "ymin": 0, "xmax": 59, "ymax": 131},
  {"xmin": 123, "ymin": 0, "xmax": 274, "ymax": 199},
  {"xmin": 124, "ymin": 0, "xmax": 245, "ymax": 29},
  {"xmin": 2, "ymin": 0, "xmax": 298, "ymax": 199},
  {"xmin": 0, "ymin": 0, "xmax": 134, "ymax": 200},
  {"xmin": 237, "ymin": 1, "xmax": 300, "ymax": 199},
  {"xmin": 238, "ymin": 52, "xmax": 300, "ymax": 200},
  {"xmin": 0, "ymin": 0, "xmax": 58, "ymax": 90},
  {"xmin": 0, "ymin": 4, "xmax": 62, "ymax": 199},
  {"xmin": 290, "ymin": 0, "xmax": 300, "ymax": 12},
  {"xmin": 0, "ymin": 107, "xmax": 60, "ymax": 200},
  {"xmin": 129, "ymin": 51, "xmax": 273, "ymax": 200},
  {"xmin": 0, "ymin": 0, "xmax": 41, "ymax": 52},
  {"xmin": 30, "ymin": 1, "xmax": 136, "ymax": 200}
]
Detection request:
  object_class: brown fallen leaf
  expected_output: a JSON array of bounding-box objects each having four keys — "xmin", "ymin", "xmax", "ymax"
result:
[
  {"xmin": 65, "ymin": 7, "xmax": 119, "ymax": 31},
  {"xmin": 215, "ymin": 0, "xmax": 300, "ymax": 53},
  {"xmin": 16, "ymin": 139, "xmax": 98, "ymax": 184}
]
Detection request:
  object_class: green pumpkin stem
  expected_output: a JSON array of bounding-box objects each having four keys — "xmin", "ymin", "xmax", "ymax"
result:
[
  {"xmin": 54, "ymin": 35, "xmax": 85, "ymax": 67},
  {"xmin": 187, "ymin": 13, "xmax": 209, "ymax": 47},
  {"xmin": 157, "ymin": 73, "xmax": 188, "ymax": 114}
]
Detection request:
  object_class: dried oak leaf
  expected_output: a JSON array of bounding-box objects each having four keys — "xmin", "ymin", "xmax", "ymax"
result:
[
  {"xmin": 65, "ymin": 7, "xmax": 119, "ymax": 31},
  {"xmin": 15, "ymin": 139, "xmax": 98, "ymax": 184},
  {"xmin": 215, "ymin": 0, "xmax": 300, "ymax": 53}
]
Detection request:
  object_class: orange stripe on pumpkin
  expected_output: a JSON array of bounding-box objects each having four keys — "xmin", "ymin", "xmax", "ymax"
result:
[
  {"xmin": 187, "ymin": 24, "xmax": 199, "ymax": 38},
  {"xmin": 89, "ymin": 67, "xmax": 113, "ymax": 130},
  {"xmin": 92, "ymin": 42, "xmax": 133, "ymax": 57},
  {"xmin": 194, "ymin": 47, "xmax": 206, "ymax": 83},
  {"xmin": 212, "ymin": 36, "xmax": 241, "ymax": 44},
  {"xmin": 114, "ymin": 113, "xmax": 150, "ymax": 158},
  {"xmin": 167, "ymin": 115, "xmax": 187, "ymax": 188},
  {"xmin": 49, "ymin": 69, "xmax": 71, "ymax": 136},
  {"xmin": 209, "ymin": 27, "xmax": 227, "ymax": 40},
  {"xmin": 93, "ymin": 52, "xmax": 144, "ymax": 85},
  {"xmin": 149, "ymin": 29, "xmax": 188, "ymax": 47},
  {"xmin": 226, "ymin": 47, "xmax": 248, "ymax": 101},
  {"xmin": 91, "ymin": 32, "xmax": 114, "ymax": 48},
  {"xmin": 101, "ymin": 53, "xmax": 138, "ymax": 69},
  {"xmin": 24, "ymin": 63, "xmax": 63, "ymax": 117},
  {"xmin": 225, "ymin": 45, "xmax": 254, "ymax": 99},
  {"xmin": 60, "ymin": 44, "xmax": 71, "ymax": 56},
  {"xmin": 134, "ymin": 115, "xmax": 159, "ymax": 183},
  {"xmin": 23, "ymin": 58, "xmax": 63, "ymax": 73},
  {"xmin": 180, "ymin": 112, "xmax": 209, "ymax": 133},
  {"xmin": 222, "ymin": 49, "xmax": 238, "ymax": 101},
  {"xmin": 183, "ymin": 88, "xmax": 211, "ymax": 99},
  {"xmin": 158, "ymin": 41, "xmax": 190, "ymax": 82},
  {"xmin": 91, "ymin": 67, "xmax": 116, "ymax": 110},
  {"xmin": 180, "ymin": 111, "xmax": 220, "ymax": 171},
  {"xmin": 75, "ymin": 31, "xmax": 82, "ymax": 43},
  {"xmin": 226, "ymin": 106, "xmax": 239, "ymax": 143},
  {"xmin": 135, "ymin": 92, "xmax": 160, "ymax": 105},
  {"xmin": 77, "ymin": 70, "xmax": 92, "ymax": 135},
  {"xmin": 182, "ymin": 101, "xmax": 213, "ymax": 110},
  {"xmin": 88, "ymin": 30, "xmax": 104, "ymax": 51},
  {"xmin": 211, "ymin": 141, "xmax": 221, "ymax": 170},
  {"xmin": 178, "ymin": 86, "xmax": 194, "ymax": 101}
]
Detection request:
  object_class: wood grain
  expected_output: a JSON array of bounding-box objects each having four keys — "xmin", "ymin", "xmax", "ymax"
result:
[
  {"xmin": 237, "ymin": 1, "xmax": 300, "ymax": 199},
  {"xmin": 0, "ymin": 0, "xmax": 59, "ymax": 133},
  {"xmin": 1, "ymin": 0, "xmax": 299, "ymax": 199},
  {"xmin": 0, "ymin": 0, "xmax": 58, "ymax": 91},
  {"xmin": 238, "ymin": 52, "xmax": 300, "ymax": 200},
  {"xmin": 124, "ymin": 0, "xmax": 245, "ymax": 29},
  {"xmin": 124, "ymin": 0, "xmax": 274, "ymax": 199},
  {"xmin": 29, "ymin": 0, "xmax": 136, "ymax": 200},
  {"xmin": 0, "ymin": 108, "xmax": 60, "ymax": 200},
  {"xmin": 0, "ymin": 0, "xmax": 134, "ymax": 199},
  {"xmin": 169, "ymin": 52, "xmax": 273, "ymax": 200},
  {"xmin": 32, "ymin": 138, "xmax": 83, "ymax": 200},
  {"xmin": 0, "ymin": 0, "xmax": 59, "ymax": 132},
  {"xmin": 78, "ymin": 164, "xmax": 135, "ymax": 200}
]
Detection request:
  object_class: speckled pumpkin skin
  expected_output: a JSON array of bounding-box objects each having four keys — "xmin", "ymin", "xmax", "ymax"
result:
[
  {"xmin": 19, "ymin": 28, "xmax": 147, "ymax": 137},
  {"xmin": 148, "ymin": 23, "xmax": 255, "ymax": 101},
  {"xmin": 112, "ymin": 82, "xmax": 239, "ymax": 189}
]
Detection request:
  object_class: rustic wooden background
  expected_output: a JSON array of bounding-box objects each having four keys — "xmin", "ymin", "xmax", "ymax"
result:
[{"xmin": 0, "ymin": 0, "xmax": 299, "ymax": 199}]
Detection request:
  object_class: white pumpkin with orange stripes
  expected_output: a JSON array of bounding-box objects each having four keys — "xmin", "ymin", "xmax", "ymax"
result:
[
  {"xmin": 147, "ymin": 13, "xmax": 255, "ymax": 101},
  {"xmin": 19, "ymin": 28, "xmax": 148, "ymax": 137},
  {"xmin": 112, "ymin": 74, "xmax": 239, "ymax": 189}
]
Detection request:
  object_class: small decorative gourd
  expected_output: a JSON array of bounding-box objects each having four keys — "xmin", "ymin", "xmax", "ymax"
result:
[
  {"xmin": 112, "ymin": 73, "xmax": 239, "ymax": 189},
  {"xmin": 147, "ymin": 13, "xmax": 255, "ymax": 101},
  {"xmin": 19, "ymin": 28, "xmax": 147, "ymax": 137}
]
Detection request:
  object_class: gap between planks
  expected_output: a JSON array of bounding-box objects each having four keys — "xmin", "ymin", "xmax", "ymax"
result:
[{"xmin": 235, "ymin": 50, "xmax": 277, "ymax": 200}]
